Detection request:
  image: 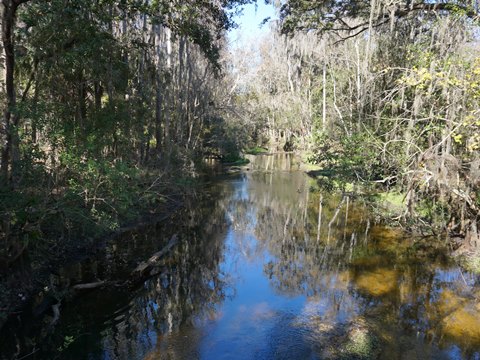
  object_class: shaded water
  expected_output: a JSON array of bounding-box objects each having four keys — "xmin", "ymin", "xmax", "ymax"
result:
[{"xmin": 1, "ymin": 154, "xmax": 480, "ymax": 359}]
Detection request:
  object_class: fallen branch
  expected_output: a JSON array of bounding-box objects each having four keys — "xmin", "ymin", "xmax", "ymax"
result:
[
  {"xmin": 72, "ymin": 281, "xmax": 106, "ymax": 291},
  {"xmin": 131, "ymin": 234, "xmax": 179, "ymax": 279}
]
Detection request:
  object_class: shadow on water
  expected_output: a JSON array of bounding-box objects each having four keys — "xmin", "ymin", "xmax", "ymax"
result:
[{"xmin": 1, "ymin": 153, "xmax": 479, "ymax": 359}]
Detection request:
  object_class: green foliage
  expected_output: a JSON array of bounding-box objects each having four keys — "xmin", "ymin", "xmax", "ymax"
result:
[
  {"xmin": 203, "ymin": 114, "xmax": 250, "ymax": 163},
  {"xmin": 308, "ymin": 130, "xmax": 385, "ymax": 182},
  {"xmin": 222, "ymin": 157, "xmax": 250, "ymax": 166},
  {"xmin": 374, "ymin": 191, "xmax": 406, "ymax": 216},
  {"xmin": 245, "ymin": 146, "xmax": 268, "ymax": 155},
  {"xmin": 279, "ymin": 0, "xmax": 478, "ymax": 35},
  {"xmin": 461, "ymin": 254, "xmax": 480, "ymax": 274},
  {"xmin": 1, "ymin": 0, "xmax": 255, "ymax": 262},
  {"xmin": 61, "ymin": 154, "xmax": 141, "ymax": 230},
  {"xmin": 0, "ymin": 154, "xmax": 168, "ymax": 256},
  {"xmin": 0, "ymin": 183, "xmax": 45, "ymax": 249},
  {"xmin": 57, "ymin": 335, "xmax": 75, "ymax": 352}
]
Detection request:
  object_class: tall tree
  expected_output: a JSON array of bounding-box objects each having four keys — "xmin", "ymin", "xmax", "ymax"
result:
[{"xmin": 1, "ymin": 0, "xmax": 30, "ymax": 184}]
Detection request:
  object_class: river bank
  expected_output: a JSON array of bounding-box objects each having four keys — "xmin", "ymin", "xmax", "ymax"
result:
[
  {"xmin": 292, "ymin": 150, "xmax": 480, "ymax": 277},
  {"xmin": 0, "ymin": 191, "xmax": 182, "ymax": 330},
  {"xmin": 0, "ymin": 156, "xmax": 225, "ymax": 334},
  {"xmin": 0, "ymin": 158, "xmax": 241, "ymax": 346}
]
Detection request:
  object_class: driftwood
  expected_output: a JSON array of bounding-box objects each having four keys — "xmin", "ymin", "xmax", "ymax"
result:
[
  {"xmin": 69, "ymin": 234, "xmax": 179, "ymax": 293},
  {"xmin": 131, "ymin": 234, "xmax": 179, "ymax": 279},
  {"xmin": 8, "ymin": 232, "xmax": 180, "ymax": 344},
  {"xmin": 72, "ymin": 281, "xmax": 106, "ymax": 291}
]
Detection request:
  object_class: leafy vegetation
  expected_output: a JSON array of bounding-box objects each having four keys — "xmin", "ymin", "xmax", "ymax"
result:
[
  {"xmin": 245, "ymin": 146, "xmax": 268, "ymax": 155},
  {"xmin": 0, "ymin": 0, "xmax": 256, "ymax": 269},
  {"xmin": 233, "ymin": 1, "xmax": 480, "ymax": 245}
]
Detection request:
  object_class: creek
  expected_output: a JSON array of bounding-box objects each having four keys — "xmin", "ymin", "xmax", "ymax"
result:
[{"xmin": 1, "ymin": 154, "xmax": 479, "ymax": 359}]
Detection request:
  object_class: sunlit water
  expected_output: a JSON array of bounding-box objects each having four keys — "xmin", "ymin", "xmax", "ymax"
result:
[{"xmin": 1, "ymin": 154, "xmax": 479, "ymax": 359}]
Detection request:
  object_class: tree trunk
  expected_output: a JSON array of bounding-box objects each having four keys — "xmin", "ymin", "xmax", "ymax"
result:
[
  {"xmin": 164, "ymin": 27, "xmax": 172, "ymax": 151},
  {"xmin": 1, "ymin": 0, "xmax": 16, "ymax": 181},
  {"xmin": 154, "ymin": 24, "xmax": 163, "ymax": 155},
  {"xmin": 1, "ymin": 0, "xmax": 29, "ymax": 185},
  {"xmin": 94, "ymin": 81, "xmax": 103, "ymax": 111},
  {"xmin": 322, "ymin": 61, "xmax": 326, "ymax": 130}
]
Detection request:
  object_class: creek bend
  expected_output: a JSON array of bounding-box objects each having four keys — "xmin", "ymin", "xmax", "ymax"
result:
[{"xmin": 1, "ymin": 154, "xmax": 479, "ymax": 360}]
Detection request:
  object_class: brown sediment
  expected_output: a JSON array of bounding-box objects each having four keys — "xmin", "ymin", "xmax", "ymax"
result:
[
  {"xmin": 435, "ymin": 289, "xmax": 480, "ymax": 347},
  {"xmin": 354, "ymin": 268, "xmax": 398, "ymax": 297}
]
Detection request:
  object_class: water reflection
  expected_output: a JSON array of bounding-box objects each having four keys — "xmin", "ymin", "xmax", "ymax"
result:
[{"xmin": 1, "ymin": 154, "xmax": 479, "ymax": 360}]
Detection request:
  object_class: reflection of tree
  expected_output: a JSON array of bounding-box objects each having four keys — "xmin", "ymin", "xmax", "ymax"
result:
[
  {"xmin": 76, "ymin": 195, "xmax": 233, "ymax": 360},
  {"xmin": 1, "ymin": 182, "xmax": 238, "ymax": 360},
  {"xmin": 227, "ymin": 155, "xmax": 480, "ymax": 356},
  {"xmin": 3, "ymin": 154, "xmax": 479, "ymax": 359},
  {"xmin": 97, "ymin": 227, "xmax": 228, "ymax": 360},
  {"xmin": 249, "ymin": 182, "xmax": 371, "ymax": 297}
]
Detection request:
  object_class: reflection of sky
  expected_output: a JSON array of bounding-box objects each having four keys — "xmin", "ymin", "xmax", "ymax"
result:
[
  {"xmin": 195, "ymin": 157, "xmax": 480, "ymax": 359},
  {"xmin": 210, "ymin": 168, "xmax": 312, "ymax": 359},
  {"xmin": 202, "ymin": 167, "xmax": 359, "ymax": 359},
  {"xmin": 202, "ymin": 212, "xmax": 308, "ymax": 359},
  {"xmin": 97, "ymin": 155, "xmax": 479, "ymax": 359}
]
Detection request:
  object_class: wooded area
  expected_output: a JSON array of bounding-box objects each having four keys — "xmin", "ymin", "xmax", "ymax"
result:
[
  {"xmin": 235, "ymin": 0, "xmax": 480, "ymax": 247},
  {"xmin": 0, "ymin": 0, "xmax": 254, "ymax": 268},
  {"xmin": 0, "ymin": 0, "xmax": 479, "ymax": 320}
]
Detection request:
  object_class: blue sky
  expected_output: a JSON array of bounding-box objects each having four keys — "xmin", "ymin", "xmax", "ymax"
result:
[{"xmin": 228, "ymin": 2, "xmax": 277, "ymax": 46}]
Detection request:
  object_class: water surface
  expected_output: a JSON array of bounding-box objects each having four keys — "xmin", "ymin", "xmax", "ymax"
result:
[{"xmin": 1, "ymin": 154, "xmax": 479, "ymax": 359}]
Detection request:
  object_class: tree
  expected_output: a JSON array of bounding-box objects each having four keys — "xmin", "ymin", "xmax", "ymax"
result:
[
  {"xmin": 0, "ymin": 0, "xmax": 258, "ymax": 263},
  {"xmin": 236, "ymin": 0, "xmax": 479, "ymax": 241},
  {"xmin": 279, "ymin": 0, "xmax": 479, "ymax": 38},
  {"xmin": 1, "ymin": 0, "xmax": 30, "ymax": 184}
]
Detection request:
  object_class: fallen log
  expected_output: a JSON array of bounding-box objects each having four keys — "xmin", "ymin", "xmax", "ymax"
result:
[
  {"xmin": 71, "ymin": 234, "xmax": 179, "ymax": 291},
  {"xmin": 131, "ymin": 234, "xmax": 179, "ymax": 279},
  {"xmin": 72, "ymin": 281, "xmax": 106, "ymax": 291}
]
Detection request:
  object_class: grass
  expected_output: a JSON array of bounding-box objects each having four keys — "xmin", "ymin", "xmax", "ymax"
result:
[
  {"xmin": 244, "ymin": 146, "xmax": 269, "ymax": 155},
  {"xmin": 226, "ymin": 158, "xmax": 250, "ymax": 166},
  {"xmin": 376, "ymin": 191, "xmax": 406, "ymax": 208},
  {"xmin": 301, "ymin": 162, "xmax": 323, "ymax": 171}
]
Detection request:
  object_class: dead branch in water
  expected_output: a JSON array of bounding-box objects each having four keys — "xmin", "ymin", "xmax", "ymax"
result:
[
  {"xmin": 72, "ymin": 281, "xmax": 107, "ymax": 291},
  {"xmin": 131, "ymin": 234, "xmax": 179, "ymax": 279}
]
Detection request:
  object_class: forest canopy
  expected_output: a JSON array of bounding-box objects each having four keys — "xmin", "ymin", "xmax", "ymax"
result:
[
  {"xmin": 0, "ymin": 0, "xmax": 254, "ymax": 263},
  {"xmin": 279, "ymin": 0, "xmax": 479, "ymax": 35}
]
